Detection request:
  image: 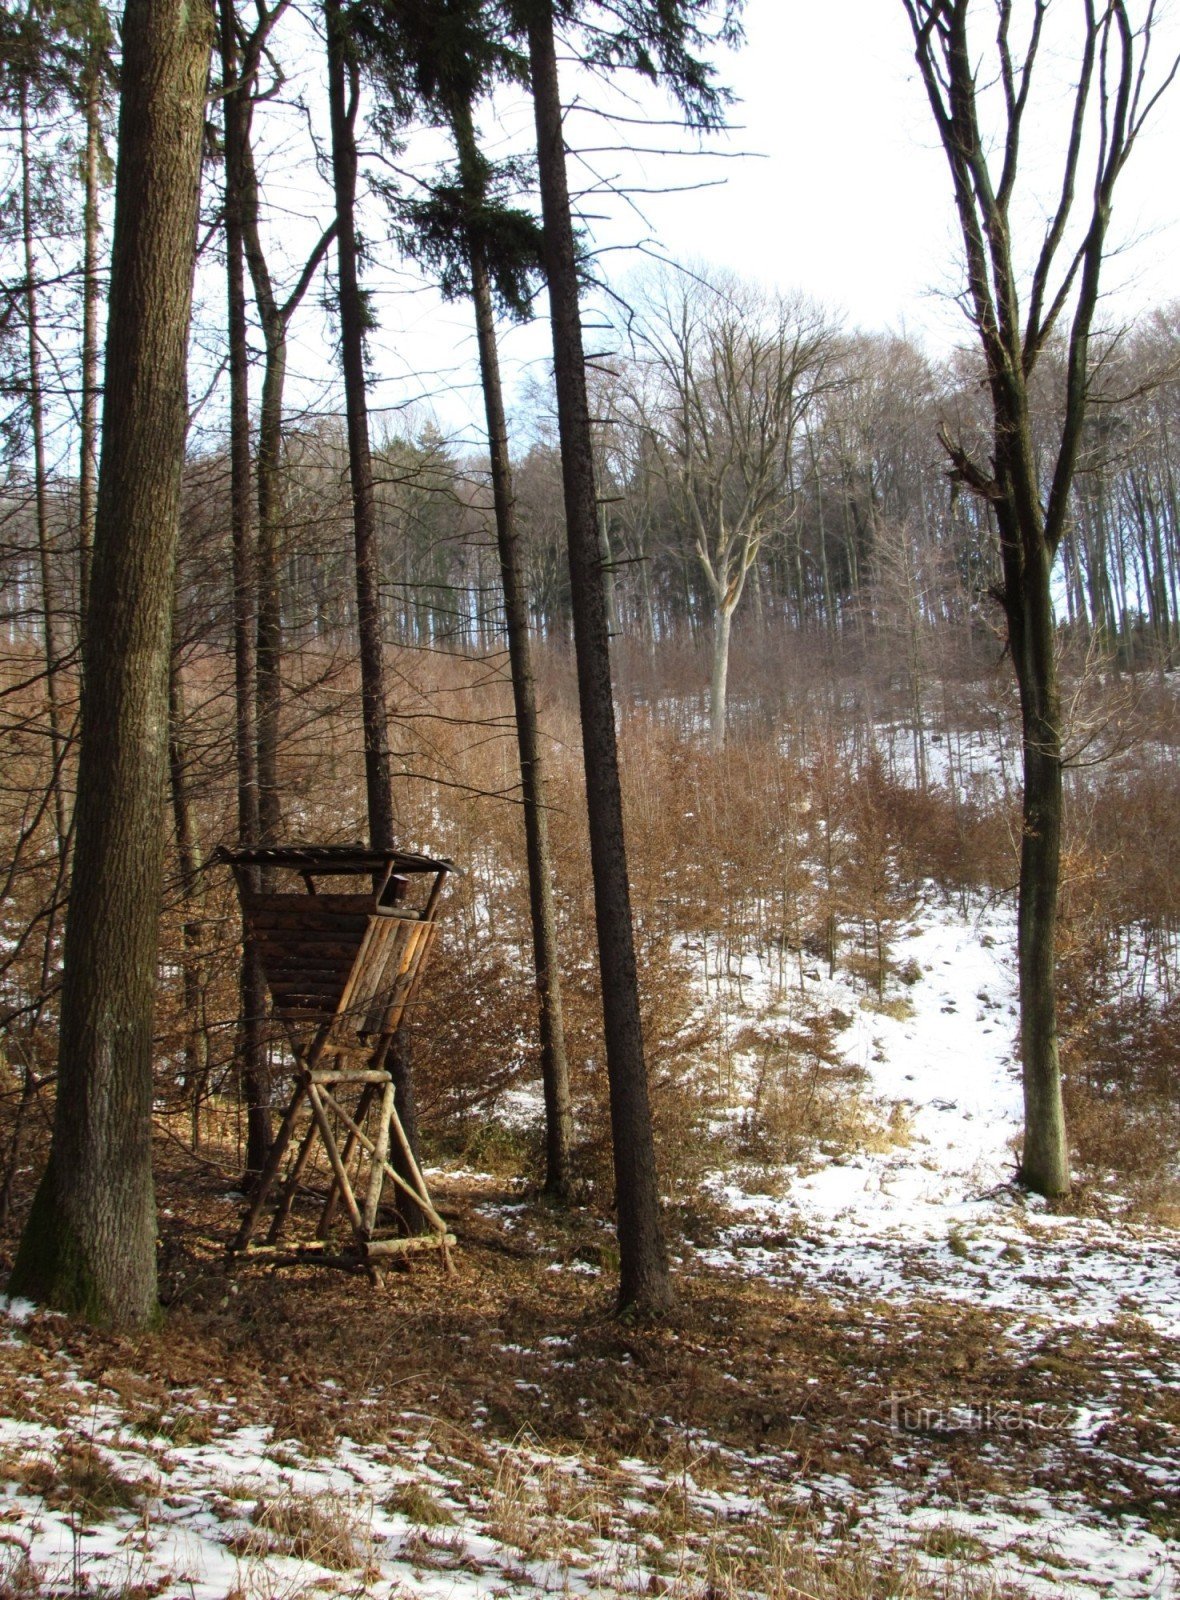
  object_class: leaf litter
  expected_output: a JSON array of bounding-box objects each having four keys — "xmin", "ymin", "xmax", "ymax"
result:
[{"xmin": 0, "ymin": 895, "xmax": 1176, "ymax": 1598}]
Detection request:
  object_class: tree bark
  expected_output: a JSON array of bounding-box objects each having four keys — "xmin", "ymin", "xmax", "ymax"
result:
[
  {"xmin": 468, "ymin": 228, "xmax": 574, "ymax": 1197},
  {"xmin": 10, "ymin": 0, "xmax": 212, "ymax": 1327},
  {"xmin": 219, "ymin": 0, "xmax": 272, "ymax": 1180},
  {"xmin": 168, "ymin": 641, "xmax": 210, "ymax": 1149},
  {"xmin": 709, "ymin": 602, "xmax": 732, "ymax": 753},
  {"xmin": 527, "ymin": 1, "xmax": 671, "ymax": 1314},
  {"xmin": 248, "ymin": 214, "xmax": 286, "ymax": 850},
  {"xmin": 1004, "ymin": 525, "xmax": 1070, "ymax": 1196},
  {"xmin": 324, "ymin": 0, "xmax": 396, "ymax": 853}
]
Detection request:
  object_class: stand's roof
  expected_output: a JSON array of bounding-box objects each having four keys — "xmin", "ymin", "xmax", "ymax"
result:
[{"xmin": 215, "ymin": 843, "xmax": 458, "ymax": 875}]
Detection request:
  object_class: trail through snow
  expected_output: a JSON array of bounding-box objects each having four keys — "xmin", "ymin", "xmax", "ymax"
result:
[
  {"xmin": 701, "ymin": 896, "xmax": 1180, "ymax": 1600},
  {"xmin": 704, "ymin": 900, "xmax": 1180, "ymax": 1338}
]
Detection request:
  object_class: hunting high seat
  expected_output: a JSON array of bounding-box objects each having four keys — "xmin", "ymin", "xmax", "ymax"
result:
[{"xmin": 217, "ymin": 844, "xmax": 457, "ymax": 1280}]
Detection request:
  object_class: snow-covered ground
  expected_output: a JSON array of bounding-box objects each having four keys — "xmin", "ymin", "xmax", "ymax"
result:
[
  {"xmin": 704, "ymin": 900, "xmax": 1180, "ymax": 1338},
  {"xmin": 1, "ymin": 896, "xmax": 1176, "ymax": 1599},
  {"xmin": 699, "ymin": 896, "xmax": 1180, "ymax": 1599}
]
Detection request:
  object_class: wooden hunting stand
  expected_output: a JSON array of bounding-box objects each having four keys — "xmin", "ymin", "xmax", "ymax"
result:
[{"xmin": 218, "ymin": 844, "xmax": 458, "ymax": 1282}]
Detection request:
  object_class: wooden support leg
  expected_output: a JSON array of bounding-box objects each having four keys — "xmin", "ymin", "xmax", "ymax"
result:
[
  {"xmin": 385, "ymin": 1106, "xmax": 453, "ymax": 1273},
  {"xmin": 231, "ymin": 1078, "xmax": 308, "ymax": 1253},
  {"xmin": 305, "ymin": 1081, "xmax": 371, "ymax": 1275},
  {"xmin": 362, "ymin": 1079, "xmax": 396, "ymax": 1235},
  {"xmin": 317, "ymin": 1080, "xmax": 377, "ymax": 1239},
  {"xmin": 316, "ymin": 1086, "xmax": 447, "ymax": 1236},
  {"xmin": 266, "ymin": 1114, "xmax": 320, "ymax": 1245}
]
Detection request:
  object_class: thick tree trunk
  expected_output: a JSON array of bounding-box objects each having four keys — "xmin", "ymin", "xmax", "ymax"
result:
[
  {"xmin": 527, "ymin": 2, "xmax": 671, "ymax": 1315},
  {"xmin": 9, "ymin": 0, "xmax": 212, "ymax": 1327},
  {"xmin": 219, "ymin": 0, "xmax": 272, "ymax": 1180},
  {"xmin": 469, "ymin": 234, "xmax": 573, "ymax": 1197}
]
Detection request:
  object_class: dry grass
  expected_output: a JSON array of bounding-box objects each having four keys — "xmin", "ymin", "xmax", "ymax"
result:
[
  {"xmin": 384, "ymin": 1481, "xmax": 455, "ymax": 1526},
  {"xmin": 13, "ymin": 1441, "xmax": 149, "ymax": 1518},
  {"xmin": 228, "ymin": 1490, "xmax": 373, "ymax": 1573},
  {"xmin": 696, "ymin": 1523, "xmax": 1022, "ymax": 1600},
  {"xmin": 0, "ymin": 1550, "xmax": 53, "ymax": 1600}
]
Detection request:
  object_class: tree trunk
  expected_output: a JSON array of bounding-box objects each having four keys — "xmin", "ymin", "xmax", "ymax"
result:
[
  {"xmin": 253, "ymin": 292, "xmax": 285, "ymax": 849},
  {"xmin": 325, "ymin": 0, "xmax": 426, "ymax": 1229},
  {"xmin": 10, "ymin": 0, "xmax": 212, "ymax": 1327},
  {"xmin": 468, "ymin": 227, "xmax": 573, "ymax": 1197},
  {"xmin": 168, "ymin": 643, "xmax": 210, "ymax": 1149},
  {"xmin": 219, "ymin": 0, "xmax": 272, "ymax": 1180},
  {"xmin": 527, "ymin": 1, "xmax": 671, "ymax": 1316},
  {"xmin": 324, "ymin": 0, "xmax": 396, "ymax": 853},
  {"xmin": 236, "ymin": 84, "xmax": 286, "ymax": 850},
  {"xmin": 709, "ymin": 602, "xmax": 732, "ymax": 753},
  {"xmin": 598, "ymin": 500, "xmax": 619, "ymax": 648},
  {"xmin": 1007, "ymin": 549, "xmax": 1070, "ymax": 1196}
]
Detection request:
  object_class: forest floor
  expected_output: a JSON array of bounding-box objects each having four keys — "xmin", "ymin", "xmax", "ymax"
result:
[{"xmin": 0, "ymin": 897, "xmax": 1177, "ymax": 1599}]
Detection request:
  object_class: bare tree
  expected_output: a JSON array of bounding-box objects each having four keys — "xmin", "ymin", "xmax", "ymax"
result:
[
  {"xmin": 901, "ymin": 0, "xmax": 1179, "ymax": 1195},
  {"xmin": 624, "ymin": 270, "xmax": 836, "ymax": 749},
  {"xmin": 346, "ymin": 0, "xmax": 576, "ymax": 1196},
  {"xmin": 232, "ymin": 12, "xmax": 336, "ymax": 848},
  {"xmin": 77, "ymin": 1, "xmax": 113, "ymax": 630}
]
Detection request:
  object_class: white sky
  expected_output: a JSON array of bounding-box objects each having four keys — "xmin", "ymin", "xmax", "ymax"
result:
[
  {"xmin": 671, "ymin": 0, "xmax": 1180, "ymax": 340},
  {"xmin": 218, "ymin": 0, "xmax": 1180, "ymax": 447}
]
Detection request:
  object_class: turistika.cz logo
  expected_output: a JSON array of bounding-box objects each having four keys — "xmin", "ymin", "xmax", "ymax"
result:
[{"xmin": 888, "ymin": 1392, "xmax": 1075, "ymax": 1435}]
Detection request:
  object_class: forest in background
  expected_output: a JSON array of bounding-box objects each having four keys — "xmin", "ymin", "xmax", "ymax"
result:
[{"xmin": 0, "ymin": 0, "xmax": 1178, "ymax": 1303}]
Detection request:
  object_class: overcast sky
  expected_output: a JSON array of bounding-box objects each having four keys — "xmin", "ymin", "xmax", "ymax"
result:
[
  {"xmin": 237, "ymin": 0, "xmax": 1180, "ymax": 447},
  {"xmin": 666, "ymin": 0, "xmax": 1180, "ymax": 339}
]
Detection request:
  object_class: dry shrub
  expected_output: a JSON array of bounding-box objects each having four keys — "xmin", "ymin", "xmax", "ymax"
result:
[
  {"xmin": 414, "ymin": 938, "xmax": 537, "ymax": 1134},
  {"xmin": 886, "ymin": 776, "xmax": 1014, "ymax": 905},
  {"xmin": 736, "ymin": 1014, "xmax": 879, "ymax": 1168},
  {"xmin": 1056, "ymin": 806, "xmax": 1180, "ymax": 1209},
  {"xmin": 555, "ymin": 893, "xmax": 718, "ymax": 1200},
  {"xmin": 1061, "ymin": 988, "xmax": 1180, "ymax": 1211}
]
